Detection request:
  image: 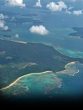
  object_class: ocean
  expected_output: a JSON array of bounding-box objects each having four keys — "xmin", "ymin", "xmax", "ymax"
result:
[{"xmin": 0, "ymin": 0, "xmax": 83, "ymax": 99}]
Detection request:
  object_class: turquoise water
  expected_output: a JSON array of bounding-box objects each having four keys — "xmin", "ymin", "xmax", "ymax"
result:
[
  {"xmin": 1, "ymin": 62, "xmax": 83, "ymax": 97},
  {"xmin": 0, "ymin": 0, "xmax": 83, "ymax": 98}
]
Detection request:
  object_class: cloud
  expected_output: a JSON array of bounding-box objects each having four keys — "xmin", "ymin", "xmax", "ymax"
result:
[
  {"xmin": 65, "ymin": 10, "xmax": 72, "ymax": 14},
  {"xmin": 29, "ymin": 25, "xmax": 49, "ymax": 35},
  {"xmin": 35, "ymin": 0, "xmax": 42, "ymax": 8},
  {"xmin": 46, "ymin": 1, "xmax": 67, "ymax": 12},
  {"xmin": 65, "ymin": 7, "xmax": 83, "ymax": 16},
  {"xmin": 6, "ymin": 0, "xmax": 26, "ymax": 7},
  {"xmin": 15, "ymin": 34, "xmax": 19, "ymax": 38},
  {"xmin": 0, "ymin": 13, "xmax": 5, "ymax": 19},
  {"xmin": 72, "ymin": 10, "xmax": 83, "ymax": 16},
  {"xmin": 46, "ymin": 1, "xmax": 83, "ymax": 16},
  {"xmin": 66, "ymin": 9, "xmax": 83, "ymax": 16},
  {"xmin": 0, "ymin": 20, "xmax": 8, "ymax": 31},
  {"xmin": 65, "ymin": 6, "xmax": 73, "ymax": 14},
  {"xmin": 0, "ymin": 14, "xmax": 9, "ymax": 31}
]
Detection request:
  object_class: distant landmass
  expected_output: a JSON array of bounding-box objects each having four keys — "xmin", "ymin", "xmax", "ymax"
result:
[
  {"xmin": 0, "ymin": 38, "xmax": 83, "ymax": 89},
  {"xmin": 70, "ymin": 27, "xmax": 83, "ymax": 38}
]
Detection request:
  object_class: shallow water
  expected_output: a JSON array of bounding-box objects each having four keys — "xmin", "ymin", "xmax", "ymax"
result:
[{"xmin": 0, "ymin": 0, "xmax": 83, "ymax": 99}]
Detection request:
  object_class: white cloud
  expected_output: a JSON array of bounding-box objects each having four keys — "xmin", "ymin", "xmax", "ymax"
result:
[
  {"xmin": 3, "ymin": 25, "xmax": 9, "ymax": 31},
  {"xmin": 29, "ymin": 25, "xmax": 49, "ymax": 35},
  {"xmin": 65, "ymin": 9, "xmax": 72, "ymax": 14},
  {"xmin": 6, "ymin": 0, "xmax": 26, "ymax": 7},
  {"xmin": 72, "ymin": 10, "xmax": 83, "ymax": 16},
  {"xmin": 65, "ymin": 7, "xmax": 73, "ymax": 14},
  {"xmin": 0, "ymin": 20, "xmax": 5, "ymax": 29},
  {"xmin": 46, "ymin": 1, "xmax": 67, "ymax": 12},
  {"xmin": 0, "ymin": 20, "xmax": 8, "ymax": 31},
  {"xmin": 65, "ymin": 7, "xmax": 83, "ymax": 16},
  {"xmin": 0, "ymin": 14, "xmax": 5, "ymax": 19},
  {"xmin": 35, "ymin": 0, "xmax": 42, "ymax": 8},
  {"xmin": 15, "ymin": 34, "xmax": 19, "ymax": 38},
  {"xmin": 0, "ymin": 14, "xmax": 9, "ymax": 31},
  {"xmin": 46, "ymin": 1, "xmax": 83, "ymax": 16}
]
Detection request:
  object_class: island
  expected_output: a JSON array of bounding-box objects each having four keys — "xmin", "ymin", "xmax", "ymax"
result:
[
  {"xmin": 69, "ymin": 27, "xmax": 83, "ymax": 38},
  {"xmin": 0, "ymin": 38, "xmax": 83, "ymax": 89}
]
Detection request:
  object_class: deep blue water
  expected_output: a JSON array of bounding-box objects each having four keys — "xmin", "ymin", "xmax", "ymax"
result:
[
  {"xmin": 60, "ymin": 65, "xmax": 83, "ymax": 96},
  {"xmin": 1, "ymin": 1, "xmax": 83, "ymax": 51},
  {"xmin": 0, "ymin": 0, "xmax": 83, "ymax": 97}
]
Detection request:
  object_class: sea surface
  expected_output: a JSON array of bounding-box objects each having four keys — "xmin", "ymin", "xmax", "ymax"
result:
[{"xmin": 0, "ymin": 0, "xmax": 83, "ymax": 99}]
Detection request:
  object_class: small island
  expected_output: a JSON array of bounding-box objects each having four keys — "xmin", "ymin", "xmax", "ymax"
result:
[
  {"xmin": 0, "ymin": 38, "xmax": 83, "ymax": 89},
  {"xmin": 69, "ymin": 27, "xmax": 83, "ymax": 38}
]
